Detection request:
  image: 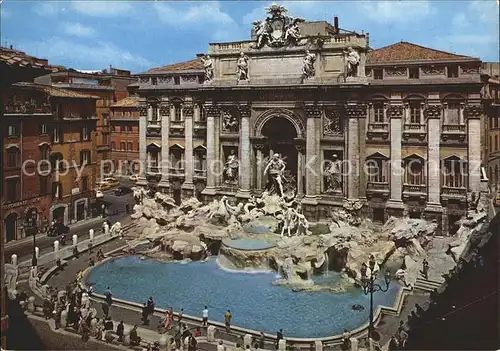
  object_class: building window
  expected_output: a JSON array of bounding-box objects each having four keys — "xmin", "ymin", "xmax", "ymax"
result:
[
  {"xmin": 366, "ymin": 157, "xmax": 388, "ymax": 183},
  {"xmin": 373, "ymin": 69, "xmax": 383, "ymax": 80},
  {"xmin": 127, "ymin": 142, "xmax": 133, "ymax": 151},
  {"xmin": 409, "ymin": 103, "xmax": 421, "ymax": 124},
  {"xmin": 40, "ymin": 176, "xmax": 48, "ymax": 194},
  {"xmin": 102, "ymin": 133, "xmax": 108, "ymax": 145},
  {"xmin": 409, "ymin": 67, "xmax": 419, "ymax": 79},
  {"xmin": 447, "ymin": 66, "xmax": 459, "ymax": 78},
  {"xmin": 151, "ymin": 77, "xmax": 157, "ymax": 85},
  {"xmin": 120, "ymin": 125, "xmax": 126, "ymax": 132},
  {"xmin": 404, "ymin": 157, "xmax": 425, "ymax": 185},
  {"xmin": 174, "ymin": 76, "xmax": 180, "ymax": 85},
  {"xmin": 82, "ymin": 176, "xmax": 88, "ymax": 192},
  {"xmin": 120, "ymin": 141, "xmax": 126, "ymax": 151},
  {"xmin": 170, "ymin": 149, "xmax": 184, "ymax": 169},
  {"xmin": 445, "ymin": 103, "xmax": 460, "ymax": 125},
  {"xmin": 373, "ymin": 103, "xmax": 385, "ymax": 123},
  {"xmin": 81, "ymin": 125, "xmax": 89, "ymax": 141},
  {"xmin": 52, "ymin": 182, "xmax": 62, "ymax": 200},
  {"xmin": 8, "ymin": 124, "xmax": 19, "ymax": 137},
  {"xmin": 7, "ymin": 149, "xmax": 20, "ymax": 168},
  {"xmin": 6, "ymin": 178, "xmax": 20, "ymax": 202},
  {"xmin": 103, "ymin": 113, "xmax": 109, "ymax": 126},
  {"xmin": 174, "ymin": 104, "xmax": 182, "ymax": 121},
  {"xmin": 111, "ymin": 141, "xmax": 116, "ymax": 150},
  {"xmin": 40, "ymin": 123, "xmax": 48, "ymax": 135},
  {"xmin": 52, "ymin": 126, "xmax": 60, "ymax": 143},
  {"xmin": 80, "ymin": 150, "xmax": 91, "ymax": 165},
  {"xmin": 194, "ymin": 150, "xmax": 207, "ymax": 172},
  {"xmin": 127, "ymin": 125, "xmax": 132, "ymax": 132},
  {"xmin": 40, "ymin": 146, "xmax": 49, "ymax": 161},
  {"xmin": 152, "ymin": 106, "xmax": 159, "ymax": 121},
  {"xmin": 496, "ymin": 135, "xmax": 499, "ymax": 151},
  {"xmin": 443, "ymin": 158, "xmax": 467, "ymax": 188}
]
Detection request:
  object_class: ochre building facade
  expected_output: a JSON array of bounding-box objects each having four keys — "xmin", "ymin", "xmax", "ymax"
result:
[{"xmin": 135, "ymin": 5, "xmax": 489, "ymax": 235}]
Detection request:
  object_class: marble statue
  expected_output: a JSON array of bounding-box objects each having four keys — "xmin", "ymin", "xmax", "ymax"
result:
[
  {"xmin": 222, "ymin": 111, "xmax": 239, "ymax": 133},
  {"xmin": 264, "ymin": 154, "xmax": 286, "ymax": 197},
  {"xmin": 251, "ymin": 4, "xmax": 304, "ymax": 49},
  {"xmin": 133, "ymin": 187, "xmax": 149, "ymax": 204},
  {"xmin": 103, "ymin": 221, "xmax": 110, "ymax": 236},
  {"xmin": 324, "ymin": 154, "xmax": 343, "ymax": 192},
  {"xmin": 252, "ymin": 20, "xmax": 271, "ymax": 49},
  {"xmin": 344, "ymin": 47, "xmax": 360, "ymax": 78},
  {"xmin": 201, "ymin": 55, "xmax": 214, "ymax": 82},
  {"xmin": 223, "ymin": 149, "xmax": 239, "ymax": 184},
  {"xmin": 236, "ymin": 52, "xmax": 250, "ymax": 81},
  {"xmin": 284, "ymin": 18, "xmax": 302, "ymax": 46},
  {"xmin": 281, "ymin": 207, "xmax": 297, "ymax": 237},
  {"xmin": 301, "ymin": 50, "xmax": 316, "ymax": 80},
  {"xmin": 110, "ymin": 222, "xmax": 122, "ymax": 237}
]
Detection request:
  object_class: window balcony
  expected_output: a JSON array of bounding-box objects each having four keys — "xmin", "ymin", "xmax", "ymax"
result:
[
  {"xmin": 367, "ymin": 122, "xmax": 389, "ymax": 140},
  {"xmin": 147, "ymin": 166, "xmax": 160, "ymax": 175},
  {"xmin": 366, "ymin": 182, "xmax": 390, "ymax": 199},
  {"xmin": 402, "ymin": 183, "xmax": 427, "ymax": 200},
  {"xmin": 442, "ymin": 124, "xmax": 466, "ymax": 142},
  {"xmin": 194, "ymin": 169, "xmax": 207, "ymax": 179},
  {"xmin": 169, "ymin": 121, "xmax": 185, "ymax": 137},
  {"xmin": 403, "ymin": 124, "xmax": 426, "ymax": 141},
  {"xmin": 441, "ymin": 186, "xmax": 467, "ymax": 201},
  {"xmin": 169, "ymin": 168, "xmax": 185, "ymax": 177}
]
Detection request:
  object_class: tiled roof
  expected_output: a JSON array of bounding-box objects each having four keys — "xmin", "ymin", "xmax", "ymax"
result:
[
  {"xmin": 110, "ymin": 96, "xmax": 139, "ymax": 108},
  {"xmin": 367, "ymin": 41, "xmax": 477, "ymax": 64},
  {"xmin": 13, "ymin": 82, "xmax": 99, "ymax": 99},
  {"xmin": 0, "ymin": 47, "xmax": 63, "ymax": 71},
  {"xmin": 145, "ymin": 58, "xmax": 203, "ymax": 73}
]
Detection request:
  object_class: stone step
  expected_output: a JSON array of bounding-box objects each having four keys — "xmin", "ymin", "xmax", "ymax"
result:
[{"xmin": 414, "ymin": 278, "xmax": 443, "ymax": 292}]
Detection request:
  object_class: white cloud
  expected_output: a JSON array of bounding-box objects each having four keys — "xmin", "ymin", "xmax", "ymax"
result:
[
  {"xmin": 441, "ymin": 0, "xmax": 499, "ymax": 61},
  {"xmin": 70, "ymin": 0, "xmax": 133, "ymax": 17},
  {"xmin": 19, "ymin": 37, "xmax": 152, "ymax": 71},
  {"xmin": 154, "ymin": 2, "xmax": 234, "ymax": 27},
  {"xmin": 61, "ymin": 22, "xmax": 95, "ymax": 37},
  {"xmin": 361, "ymin": 1, "xmax": 434, "ymax": 23},
  {"xmin": 33, "ymin": 2, "xmax": 67, "ymax": 17}
]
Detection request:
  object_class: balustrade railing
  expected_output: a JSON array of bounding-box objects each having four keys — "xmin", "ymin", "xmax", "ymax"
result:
[
  {"xmin": 403, "ymin": 184, "xmax": 426, "ymax": 193},
  {"xmin": 442, "ymin": 186, "xmax": 467, "ymax": 195},
  {"xmin": 368, "ymin": 122, "xmax": 389, "ymax": 131},
  {"xmin": 404, "ymin": 123, "xmax": 425, "ymax": 131},
  {"xmin": 442, "ymin": 124, "xmax": 466, "ymax": 133}
]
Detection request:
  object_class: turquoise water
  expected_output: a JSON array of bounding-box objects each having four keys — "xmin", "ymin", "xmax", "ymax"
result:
[
  {"xmin": 86, "ymin": 256, "xmax": 400, "ymax": 338},
  {"xmin": 223, "ymin": 239, "xmax": 276, "ymax": 250}
]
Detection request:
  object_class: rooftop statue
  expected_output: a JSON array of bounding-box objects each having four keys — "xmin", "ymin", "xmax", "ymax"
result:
[
  {"xmin": 251, "ymin": 4, "xmax": 305, "ymax": 49},
  {"xmin": 201, "ymin": 55, "xmax": 214, "ymax": 82}
]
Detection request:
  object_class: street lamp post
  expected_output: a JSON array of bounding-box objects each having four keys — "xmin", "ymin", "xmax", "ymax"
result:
[{"xmin": 361, "ymin": 256, "xmax": 391, "ymax": 333}]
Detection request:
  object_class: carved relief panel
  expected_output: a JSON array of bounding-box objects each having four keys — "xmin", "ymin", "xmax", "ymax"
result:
[
  {"xmin": 323, "ymin": 107, "xmax": 344, "ymax": 136},
  {"xmin": 221, "ymin": 109, "xmax": 239, "ymax": 133}
]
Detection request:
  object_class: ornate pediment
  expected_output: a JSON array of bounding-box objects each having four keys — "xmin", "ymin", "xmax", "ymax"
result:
[{"xmin": 251, "ymin": 4, "xmax": 305, "ymax": 49}]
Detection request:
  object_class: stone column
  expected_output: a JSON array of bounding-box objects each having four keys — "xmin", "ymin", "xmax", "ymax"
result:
[
  {"xmin": 159, "ymin": 102, "xmax": 170, "ymax": 189},
  {"xmin": 467, "ymin": 105, "xmax": 482, "ymax": 194},
  {"xmin": 345, "ymin": 103, "xmax": 367, "ymax": 199},
  {"xmin": 202, "ymin": 103, "xmax": 218, "ymax": 196},
  {"xmin": 295, "ymin": 144, "xmax": 305, "ymax": 197},
  {"xmin": 138, "ymin": 102, "xmax": 148, "ymax": 185},
  {"xmin": 304, "ymin": 106, "xmax": 321, "ymax": 201},
  {"xmin": 182, "ymin": 104, "xmax": 194, "ymax": 192},
  {"xmin": 426, "ymin": 105, "xmax": 442, "ymax": 206},
  {"xmin": 386, "ymin": 105, "xmax": 405, "ymax": 214},
  {"xmin": 237, "ymin": 104, "xmax": 251, "ymax": 198},
  {"xmin": 255, "ymin": 144, "xmax": 264, "ymax": 191}
]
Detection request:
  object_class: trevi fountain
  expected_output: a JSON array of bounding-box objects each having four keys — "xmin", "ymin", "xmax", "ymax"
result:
[{"xmin": 87, "ymin": 155, "xmax": 492, "ymax": 337}]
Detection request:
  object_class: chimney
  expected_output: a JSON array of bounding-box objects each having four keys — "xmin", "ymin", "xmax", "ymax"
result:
[{"xmin": 333, "ymin": 16, "xmax": 339, "ymax": 34}]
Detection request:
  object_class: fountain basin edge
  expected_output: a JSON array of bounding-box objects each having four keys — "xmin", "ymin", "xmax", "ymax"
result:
[{"xmin": 82, "ymin": 255, "xmax": 411, "ymax": 343}]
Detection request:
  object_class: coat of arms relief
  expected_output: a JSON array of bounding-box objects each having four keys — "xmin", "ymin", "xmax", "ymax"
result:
[{"xmin": 251, "ymin": 4, "xmax": 305, "ymax": 49}]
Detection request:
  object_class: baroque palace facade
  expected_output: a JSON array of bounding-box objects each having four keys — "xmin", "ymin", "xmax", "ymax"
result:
[{"xmin": 134, "ymin": 4, "xmax": 489, "ymax": 235}]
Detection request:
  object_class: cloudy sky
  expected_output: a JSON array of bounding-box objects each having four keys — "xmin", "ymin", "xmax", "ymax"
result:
[{"xmin": 1, "ymin": 0, "xmax": 498, "ymax": 73}]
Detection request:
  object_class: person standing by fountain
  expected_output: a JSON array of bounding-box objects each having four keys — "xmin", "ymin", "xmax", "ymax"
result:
[
  {"xmin": 104, "ymin": 286, "xmax": 113, "ymax": 306},
  {"xmin": 165, "ymin": 307, "xmax": 174, "ymax": 330},
  {"xmin": 224, "ymin": 310, "xmax": 232, "ymax": 332},
  {"xmin": 202, "ymin": 306, "xmax": 209, "ymax": 327},
  {"xmin": 275, "ymin": 329, "xmax": 284, "ymax": 349}
]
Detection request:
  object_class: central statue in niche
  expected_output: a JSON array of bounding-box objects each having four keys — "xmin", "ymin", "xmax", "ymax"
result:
[{"xmin": 264, "ymin": 153, "xmax": 287, "ymax": 197}]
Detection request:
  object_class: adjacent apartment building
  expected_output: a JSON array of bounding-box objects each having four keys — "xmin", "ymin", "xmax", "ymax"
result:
[
  {"xmin": 36, "ymin": 68, "xmax": 136, "ymax": 178},
  {"xmin": 3, "ymin": 82, "xmax": 98, "ymax": 242},
  {"xmin": 133, "ymin": 5, "xmax": 490, "ymax": 235}
]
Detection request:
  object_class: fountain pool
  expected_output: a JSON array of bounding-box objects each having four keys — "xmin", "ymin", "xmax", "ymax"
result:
[
  {"xmin": 86, "ymin": 256, "xmax": 401, "ymax": 338},
  {"xmin": 222, "ymin": 238, "xmax": 276, "ymax": 251}
]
